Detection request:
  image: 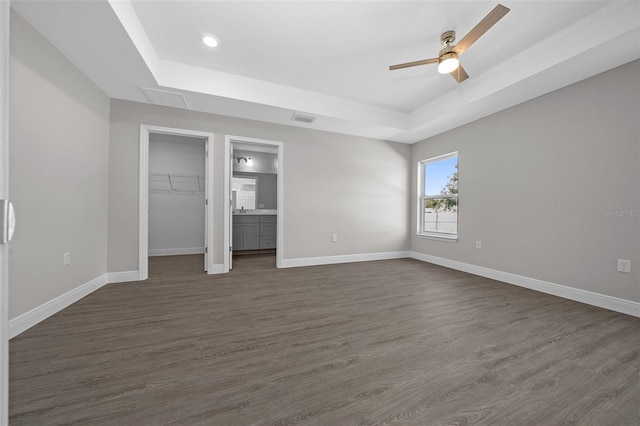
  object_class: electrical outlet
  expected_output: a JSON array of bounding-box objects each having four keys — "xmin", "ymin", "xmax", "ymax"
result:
[
  {"xmin": 63, "ymin": 252, "xmax": 71, "ymax": 266},
  {"xmin": 331, "ymin": 234, "xmax": 337, "ymax": 243},
  {"xmin": 475, "ymin": 241, "xmax": 482, "ymax": 250},
  {"xmin": 617, "ymin": 259, "xmax": 631, "ymax": 273}
]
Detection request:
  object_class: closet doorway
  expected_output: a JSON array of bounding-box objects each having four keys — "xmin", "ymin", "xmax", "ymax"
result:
[
  {"xmin": 139, "ymin": 125, "xmax": 215, "ymax": 280},
  {"xmin": 224, "ymin": 135, "xmax": 283, "ymax": 272}
]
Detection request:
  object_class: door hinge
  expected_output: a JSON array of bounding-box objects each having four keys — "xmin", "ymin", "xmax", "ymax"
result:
[
  {"xmin": 205, "ymin": 247, "xmax": 208, "ymax": 253},
  {"xmin": 205, "ymin": 199, "xmax": 208, "ymax": 205}
]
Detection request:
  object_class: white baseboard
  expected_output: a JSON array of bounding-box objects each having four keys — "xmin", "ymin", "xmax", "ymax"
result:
[
  {"xmin": 9, "ymin": 274, "xmax": 108, "ymax": 339},
  {"xmin": 107, "ymin": 270, "xmax": 140, "ymax": 284},
  {"xmin": 149, "ymin": 247, "xmax": 204, "ymax": 256},
  {"xmin": 11, "ymin": 252, "xmax": 635, "ymax": 341},
  {"xmin": 280, "ymin": 251, "xmax": 410, "ymax": 268},
  {"xmin": 409, "ymin": 251, "xmax": 640, "ymax": 318},
  {"xmin": 207, "ymin": 264, "xmax": 227, "ymax": 274}
]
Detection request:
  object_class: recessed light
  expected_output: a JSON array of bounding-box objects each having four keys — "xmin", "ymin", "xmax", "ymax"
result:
[{"xmin": 202, "ymin": 35, "xmax": 218, "ymax": 48}]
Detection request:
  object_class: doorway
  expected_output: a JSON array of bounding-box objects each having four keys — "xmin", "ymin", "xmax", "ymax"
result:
[
  {"xmin": 139, "ymin": 125, "xmax": 215, "ymax": 280},
  {"xmin": 148, "ymin": 133, "xmax": 206, "ymax": 271},
  {"xmin": 224, "ymin": 135, "xmax": 283, "ymax": 272}
]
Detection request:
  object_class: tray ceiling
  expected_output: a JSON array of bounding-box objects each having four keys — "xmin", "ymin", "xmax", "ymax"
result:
[{"xmin": 12, "ymin": 0, "xmax": 640, "ymax": 143}]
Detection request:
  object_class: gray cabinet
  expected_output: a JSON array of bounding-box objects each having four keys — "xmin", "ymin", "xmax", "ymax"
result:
[
  {"xmin": 259, "ymin": 215, "xmax": 277, "ymax": 249},
  {"xmin": 233, "ymin": 216, "xmax": 260, "ymax": 250},
  {"xmin": 233, "ymin": 214, "xmax": 276, "ymax": 251}
]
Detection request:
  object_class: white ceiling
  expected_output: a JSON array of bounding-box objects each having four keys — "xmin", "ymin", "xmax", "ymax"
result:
[{"xmin": 12, "ymin": 1, "xmax": 640, "ymax": 144}]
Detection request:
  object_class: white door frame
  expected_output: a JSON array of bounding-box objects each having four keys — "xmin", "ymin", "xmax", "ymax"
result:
[
  {"xmin": 0, "ymin": 1, "xmax": 10, "ymax": 423},
  {"xmin": 224, "ymin": 135, "xmax": 284, "ymax": 271},
  {"xmin": 139, "ymin": 125, "xmax": 215, "ymax": 280}
]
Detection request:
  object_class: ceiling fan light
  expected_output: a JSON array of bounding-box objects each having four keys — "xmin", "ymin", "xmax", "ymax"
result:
[{"xmin": 438, "ymin": 52, "xmax": 459, "ymax": 74}]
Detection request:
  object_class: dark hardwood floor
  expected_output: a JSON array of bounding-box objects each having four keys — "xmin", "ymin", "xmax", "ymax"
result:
[{"xmin": 9, "ymin": 255, "xmax": 640, "ymax": 425}]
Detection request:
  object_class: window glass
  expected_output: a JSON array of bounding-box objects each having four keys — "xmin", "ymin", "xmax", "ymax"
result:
[{"xmin": 419, "ymin": 153, "xmax": 458, "ymax": 238}]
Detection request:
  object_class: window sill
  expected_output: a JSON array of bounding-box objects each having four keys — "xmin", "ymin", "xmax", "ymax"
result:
[{"xmin": 416, "ymin": 233, "xmax": 458, "ymax": 242}]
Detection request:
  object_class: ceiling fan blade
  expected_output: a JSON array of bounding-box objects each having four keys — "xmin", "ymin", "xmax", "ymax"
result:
[
  {"xmin": 389, "ymin": 57, "xmax": 438, "ymax": 71},
  {"xmin": 450, "ymin": 64, "xmax": 469, "ymax": 83},
  {"xmin": 453, "ymin": 4, "xmax": 510, "ymax": 55}
]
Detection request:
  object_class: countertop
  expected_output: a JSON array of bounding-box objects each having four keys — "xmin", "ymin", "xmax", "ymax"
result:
[{"xmin": 233, "ymin": 209, "xmax": 277, "ymax": 216}]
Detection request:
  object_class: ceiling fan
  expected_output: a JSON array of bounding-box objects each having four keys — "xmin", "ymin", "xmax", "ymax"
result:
[{"xmin": 389, "ymin": 4, "xmax": 510, "ymax": 83}]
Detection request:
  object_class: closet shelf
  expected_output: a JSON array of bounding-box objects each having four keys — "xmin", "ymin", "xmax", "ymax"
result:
[{"xmin": 149, "ymin": 172, "xmax": 204, "ymax": 195}]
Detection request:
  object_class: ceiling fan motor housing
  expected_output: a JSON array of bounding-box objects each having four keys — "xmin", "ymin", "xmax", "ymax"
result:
[
  {"xmin": 439, "ymin": 44, "xmax": 455, "ymax": 58},
  {"xmin": 438, "ymin": 31, "xmax": 458, "ymax": 68},
  {"xmin": 438, "ymin": 45, "xmax": 457, "ymax": 63}
]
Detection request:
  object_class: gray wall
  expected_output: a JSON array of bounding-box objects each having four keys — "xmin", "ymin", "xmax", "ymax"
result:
[
  {"xmin": 234, "ymin": 172, "xmax": 277, "ymax": 210},
  {"xmin": 108, "ymin": 100, "xmax": 411, "ymax": 271},
  {"xmin": 9, "ymin": 11, "xmax": 110, "ymax": 318},
  {"xmin": 411, "ymin": 60, "xmax": 640, "ymax": 302},
  {"xmin": 148, "ymin": 137, "xmax": 205, "ymax": 254}
]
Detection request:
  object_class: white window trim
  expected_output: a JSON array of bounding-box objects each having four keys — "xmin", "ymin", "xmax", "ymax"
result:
[{"xmin": 417, "ymin": 152, "xmax": 458, "ymax": 240}]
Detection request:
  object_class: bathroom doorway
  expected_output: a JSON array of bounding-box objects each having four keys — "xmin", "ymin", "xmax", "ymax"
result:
[{"xmin": 224, "ymin": 136, "xmax": 283, "ymax": 272}]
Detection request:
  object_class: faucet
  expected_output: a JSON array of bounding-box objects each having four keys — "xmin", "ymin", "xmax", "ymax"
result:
[{"xmin": 240, "ymin": 206, "xmax": 245, "ymax": 213}]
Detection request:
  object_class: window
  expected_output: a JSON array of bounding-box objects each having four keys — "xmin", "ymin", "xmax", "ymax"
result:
[{"xmin": 418, "ymin": 152, "xmax": 458, "ymax": 239}]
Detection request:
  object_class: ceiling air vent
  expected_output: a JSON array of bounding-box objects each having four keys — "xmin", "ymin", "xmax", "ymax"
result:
[
  {"xmin": 140, "ymin": 88, "xmax": 190, "ymax": 110},
  {"xmin": 291, "ymin": 113, "xmax": 316, "ymax": 124}
]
